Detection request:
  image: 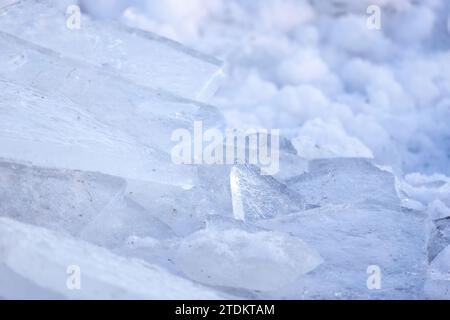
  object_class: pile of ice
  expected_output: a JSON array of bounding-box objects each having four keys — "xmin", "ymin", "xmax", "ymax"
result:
[
  {"xmin": 0, "ymin": 0, "xmax": 448, "ymax": 299},
  {"xmin": 89, "ymin": 0, "xmax": 450, "ymax": 299}
]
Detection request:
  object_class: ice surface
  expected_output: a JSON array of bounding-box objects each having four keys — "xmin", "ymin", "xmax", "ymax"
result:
[
  {"xmin": 0, "ymin": 30, "xmax": 225, "ymax": 186},
  {"xmin": 0, "ymin": 31, "xmax": 224, "ymax": 155},
  {"xmin": 256, "ymin": 203, "xmax": 427, "ymax": 299},
  {"xmin": 0, "ymin": 0, "xmax": 224, "ymax": 101},
  {"xmin": 0, "ymin": 159, "xmax": 211, "ymax": 245},
  {"xmin": 0, "ymin": 159, "xmax": 126, "ymax": 236},
  {"xmin": 251, "ymin": 158, "xmax": 427, "ymax": 298},
  {"xmin": 174, "ymin": 226, "xmax": 322, "ymax": 292},
  {"xmin": 0, "ymin": 217, "xmax": 224, "ymax": 299},
  {"xmin": 230, "ymin": 164, "xmax": 306, "ymax": 222},
  {"xmin": 197, "ymin": 164, "xmax": 235, "ymax": 217},
  {"xmin": 195, "ymin": 134, "xmax": 309, "ymax": 220},
  {"xmin": 0, "ymin": 79, "xmax": 196, "ymax": 185},
  {"xmin": 287, "ymin": 158, "xmax": 400, "ymax": 209}
]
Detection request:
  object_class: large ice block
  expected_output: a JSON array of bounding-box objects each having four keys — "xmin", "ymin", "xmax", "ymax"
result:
[
  {"xmin": 0, "ymin": 159, "xmax": 126, "ymax": 236},
  {"xmin": 256, "ymin": 205, "xmax": 427, "ymax": 299},
  {"xmin": 0, "ymin": 0, "xmax": 224, "ymax": 101},
  {"xmin": 0, "ymin": 159, "xmax": 219, "ymax": 250},
  {"xmin": 0, "ymin": 217, "xmax": 224, "ymax": 299},
  {"xmin": 0, "ymin": 160, "xmax": 181, "ymax": 246},
  {"xmin": 0, "ymin": 31, "xmax": 224, "ymax": 154},
  {"xmin": 255, "ymin": 158, "xmax": 427, "ymax": 299}
]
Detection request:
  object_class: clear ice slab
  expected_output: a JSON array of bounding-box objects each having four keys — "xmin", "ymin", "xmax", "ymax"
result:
[
  {"xmin": 174, "ymin": 226, "xmax": 322, "ymax": 292},
  {"xmin": 0, "ymin": 30, "xmax": 225, "ymax": 185},
  {"xmin": 0, "ymin": 0, "xmax": 224, "ymax": 101},
  {"xmin": 0, "ymin": 217, "xmax": 224, "ymax": 299},
  {"xmin": 255, "ymin": 158, "xmax": 427, "ymax": 299},
  {"xmin": 0, "ymin": 159, "xmax": 212, "ymax": 246},
  {"xmin": 0, "ymin": 159, "xmax": 127, "ymax": 237}
]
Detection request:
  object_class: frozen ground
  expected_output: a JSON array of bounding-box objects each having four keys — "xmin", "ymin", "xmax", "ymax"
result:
[{"xmin": 0, "ymin": 0, "xmax": 449, "ymax": 299}]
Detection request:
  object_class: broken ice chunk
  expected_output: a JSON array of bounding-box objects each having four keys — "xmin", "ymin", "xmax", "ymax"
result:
[
  {"xmin": 195, "ymin": 153, "xmax": 308, "ymax": 220},
  {"xmin": 0, "ymin": 32, "xmax": 224, "ymax": 154},
  {"xmin": 287, "ymin": 158, "xmax": 400, "ymax": 209},
  {"xmin": 230, "ymin": 164, "xmax": 306, "ymax": 222},
  {"xmin": 174, "ymin": 227, "xmax": 322, "ymax": 292},
  {"xmin": 0, "ymin": 159, "xmax": 204, "ymax": 248},
  {"xmin": 0, "ymin": 0, "xmax": 224, "ymax": 101},
  {"xmin": 256, "ymin": 204, "xmax": 427, "ymax": 299},
  {"xmin": 0, "ymin": 80, "xmax": 197, "ymax": 186},
  {"xmin": 0, "ymin": 217, "xmax": 224, "ymax": 299},
  {"xmin": 0, "ymin": 159, "xmax": 126, "ymax": 236}
]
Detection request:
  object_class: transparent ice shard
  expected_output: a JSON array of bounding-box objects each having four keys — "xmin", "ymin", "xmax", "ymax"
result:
[
  {"xmin": 0, "ymin": 217, "xmax": 224, "ymax": 299},
  {"xmin": 287, "ymin": 158, "xmax": 400, "ymax": 209},
  {"xmin": 195, "ymin": 137, "xmax": 308, "ymax": 219},
  {"xmin": 174, "ymin": 227, "xmax": 322, "ymax": 292},
  {"xmin": 0, "ymin": 0, "xmax": 225, "ymax": 101},
  {"xmin": 230, "ymin": 164, "xmax": 306, "ymax": 222},
  {"xmin": 0, "ymin": 32, "xmax": 224, "ymax": 155}
]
